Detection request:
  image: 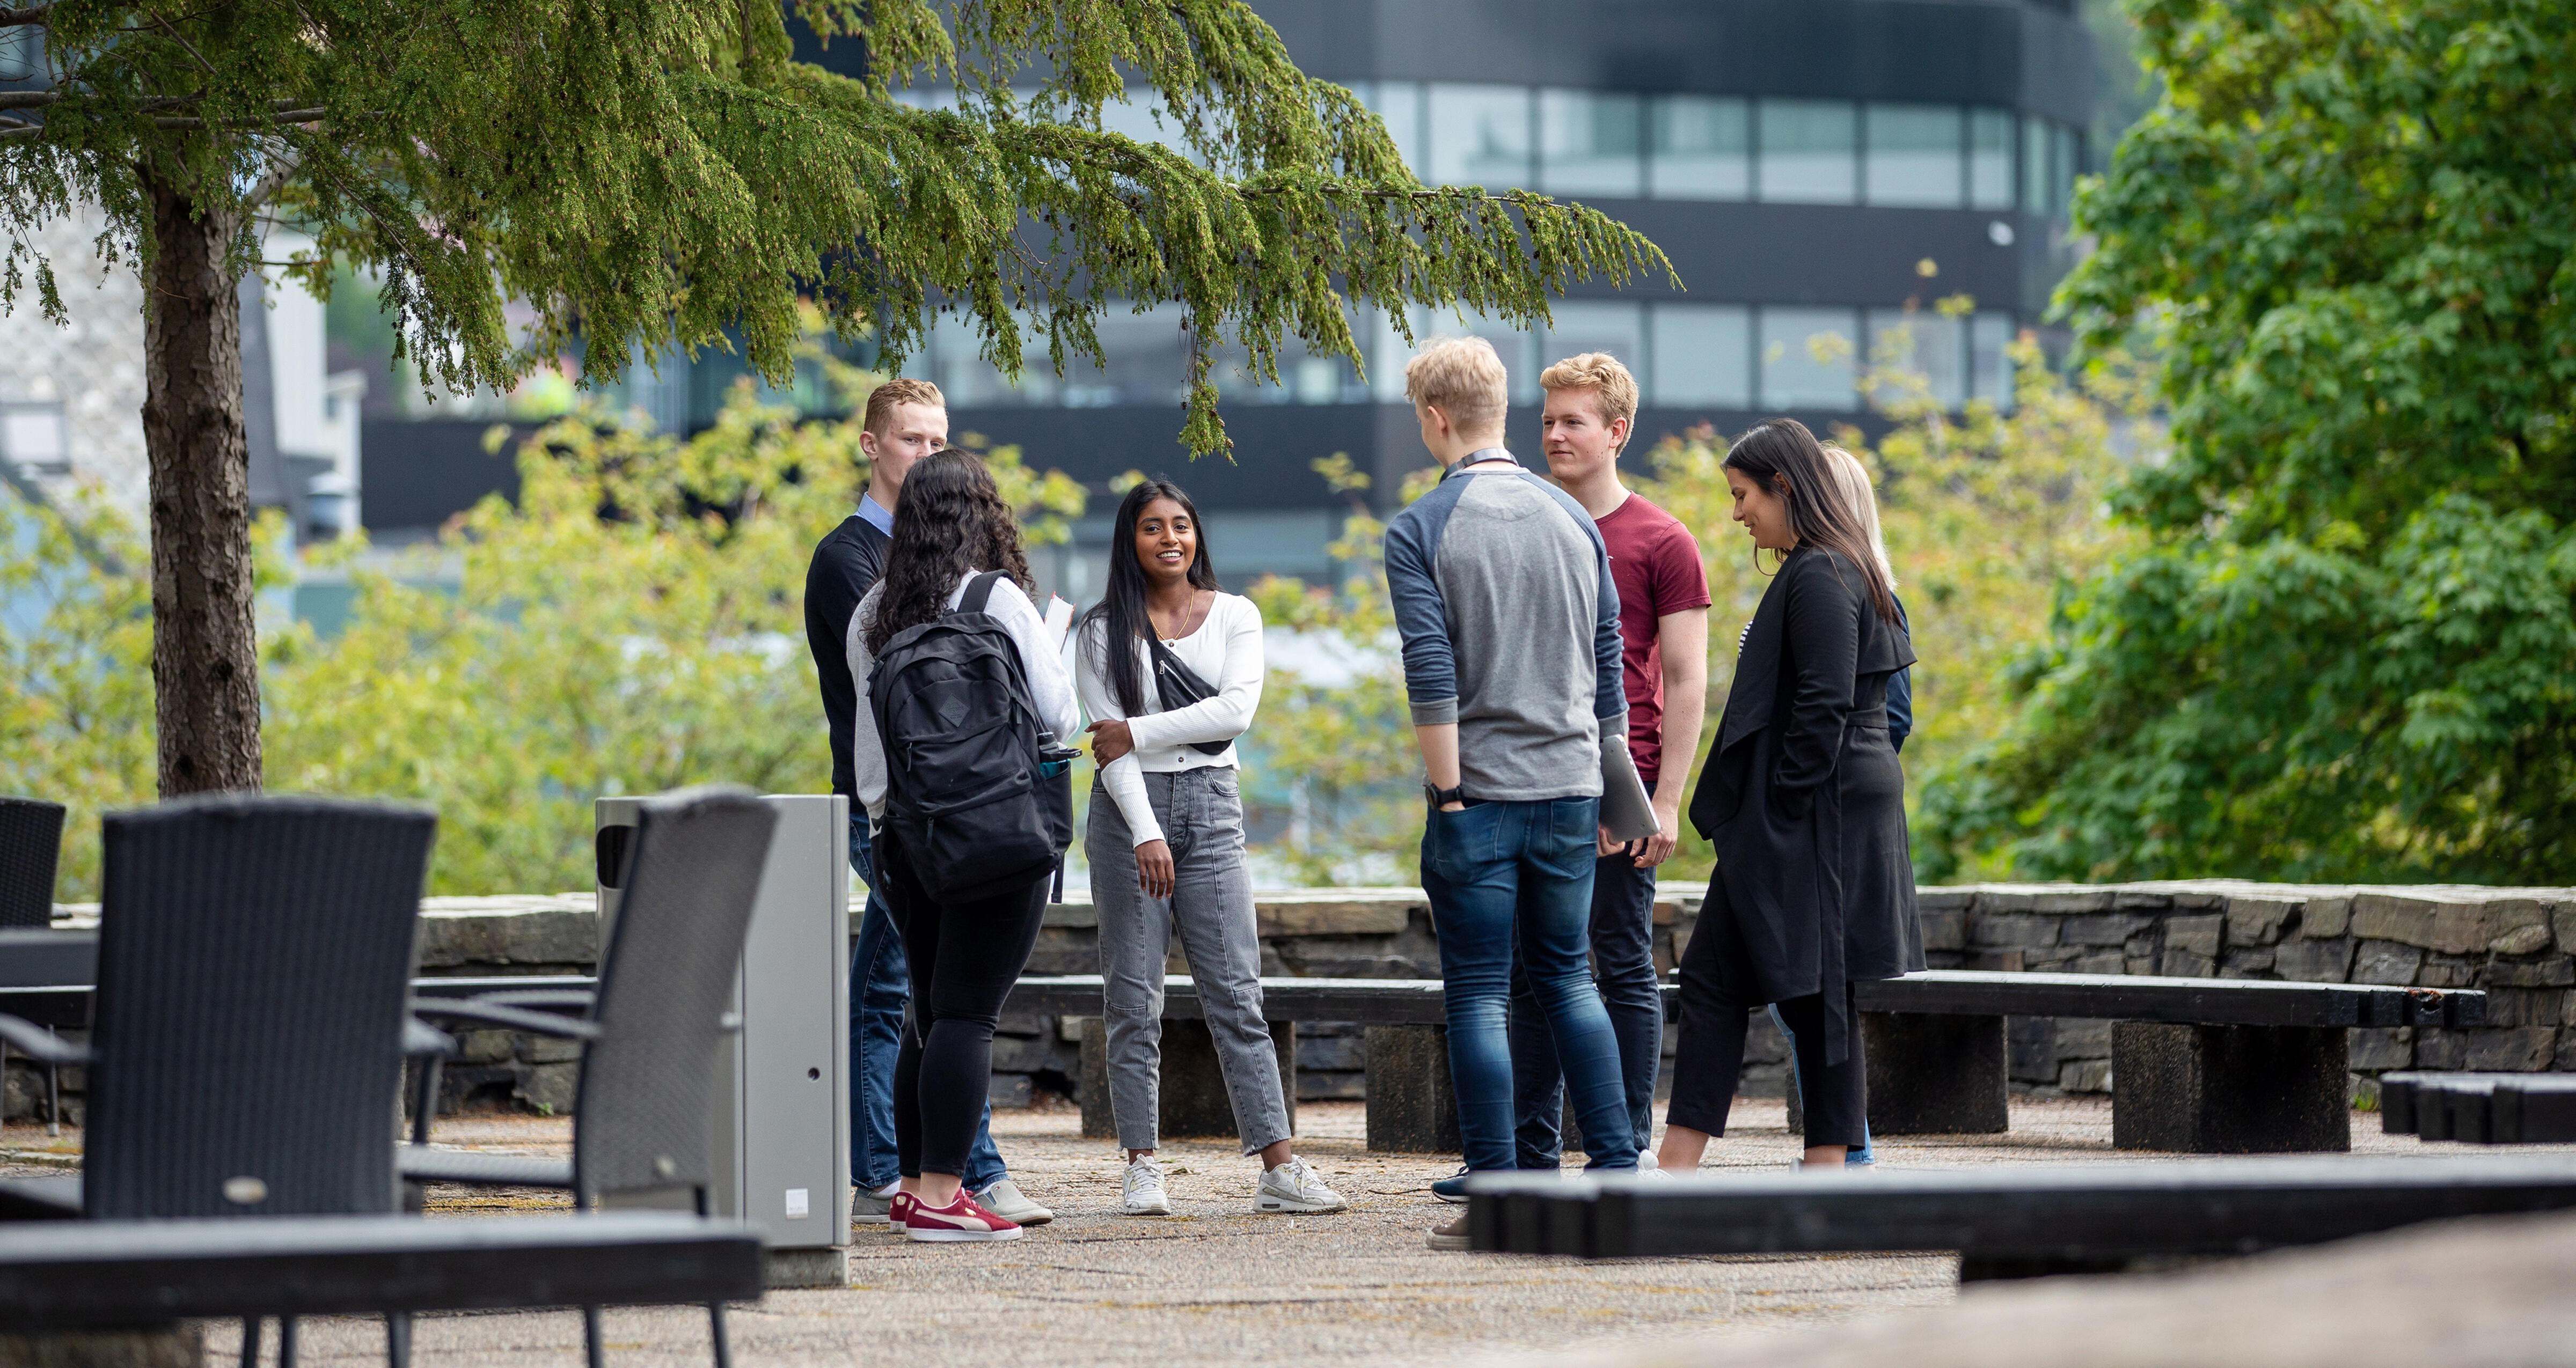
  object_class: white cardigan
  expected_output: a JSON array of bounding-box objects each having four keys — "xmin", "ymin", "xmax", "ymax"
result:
[
  {"xmin": 845, "ymin": 571, "xmax": 1080, "ymax": 823},
  {"xmin": 1075, "ymin": 593, "xmax": 1264, "ymax": 848}
]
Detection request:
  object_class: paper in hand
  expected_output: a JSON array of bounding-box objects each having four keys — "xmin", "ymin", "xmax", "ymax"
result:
[
  {"xmin": 1042, "ymin": 595, "xmax": 1075, "ymax": 650},
  {"xmin": 1597, "ymin": 726, "xmax": 1660, "ymax": 843}
]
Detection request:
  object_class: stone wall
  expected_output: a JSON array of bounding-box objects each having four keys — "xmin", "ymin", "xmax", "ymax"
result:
[
  {"xmin": 1897, "ymin": 881, "xmax": 2576, "ymax": 1099},
  {"xmin": 13, "ymin": 880, "xmax": 2567, "ymax": 1123}
]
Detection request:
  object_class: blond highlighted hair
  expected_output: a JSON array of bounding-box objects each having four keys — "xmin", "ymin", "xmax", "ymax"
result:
[
  {"xmin": 1539, "ymin": 351, "xmax": 1639, "ymax": 450},
  {"xmin": 861, "ymin": 376, "xmax": 945, "ymax": 436},
  {"xmin": 1403, "ymin": 336, "xmax": 1509, "ymax": 435},
  {"xmin": 1821, "ymin": 444, "xmax": 1899, "ymax": 590}
]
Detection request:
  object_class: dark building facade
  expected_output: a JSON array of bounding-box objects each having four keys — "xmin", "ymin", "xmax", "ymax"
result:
[
  {"xmin": 360, "ymin": 1, "xmax": 2095, "ymax": 601},
  {"xmin": 892, "ymin": 0, "xmax": 2097, "ymax": 596}
]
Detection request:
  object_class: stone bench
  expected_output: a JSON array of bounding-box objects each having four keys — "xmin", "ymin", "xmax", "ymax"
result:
[
  {"xmin": 1012, "ymin": 971, "xmax": 2483, "ymax": 1156},
  {"xmin": 1851, "ymin": 971, "xmax": 2483, "ymax": 1152},
  {"xmin": 1007, "ymin": 975, "xmax": 1449, "ymax": 1150},
  {"xmin": 2380, "ymin": 1072, "xmax": 2576, "ymax": 1144},
  {"xmin": 1459, "ymin": 1153, "xmax": 2576, "ymax": 1278}
]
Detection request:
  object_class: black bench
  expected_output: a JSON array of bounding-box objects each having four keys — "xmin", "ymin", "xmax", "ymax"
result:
[
  {"xmin": 1853, "ymin": 971, "xmax": 2480, "ymax": 1152},
  {"xmin": 1460, "ymin": 1153, "xmax": 2576, "ymax": 1278},
  {"xmin": 2380, "ymin": 1072, "xmax": 2576, "ymax": 1144},
  {"xmin": 1009, "ymin": 972, "xmax": 2481, "ymax": 1155},
  {"xmin": 0, "ymin": 1211, "xmax": 762, "ymax": 1348}
]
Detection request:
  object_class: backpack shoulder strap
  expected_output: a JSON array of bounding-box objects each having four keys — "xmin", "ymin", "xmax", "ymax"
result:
[{"xmin": 956, "ymin": 570, "xmax": 1009, "ymax": 617}]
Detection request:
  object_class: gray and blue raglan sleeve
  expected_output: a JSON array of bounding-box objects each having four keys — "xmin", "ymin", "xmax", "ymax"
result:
[{"xmin": 1383, "ymin": 492, "xmax": 1460, "ymax": 726}]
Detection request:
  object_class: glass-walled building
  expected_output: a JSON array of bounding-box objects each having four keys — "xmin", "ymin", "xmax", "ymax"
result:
[
  {"xmin": 343, "ymin": 0, "xmax": 2094, "ymax": 587},
  {"xmin": 896, "ymin": 0, "xmax": 2096, "ymax": 591}
]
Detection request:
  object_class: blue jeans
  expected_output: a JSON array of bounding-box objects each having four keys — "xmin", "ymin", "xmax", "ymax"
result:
[
  {"xmin": 1770, "ymin": 1004, "xmax": 1875, "ymax": 1165},
  {"xmin": 850, "ymin": 824, "xmax": 1007, "ymax": 1192},
  {"xmin": 1507, "ymin": 855, "xmax": 1663, "ymax": 1167},
  {"xmin": 1422, "ymin": 797, "xmax": 1639, "ymax": 1174}
]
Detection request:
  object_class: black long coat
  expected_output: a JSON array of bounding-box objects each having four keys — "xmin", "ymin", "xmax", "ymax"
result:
[{"xmin": 1686, "ymin": 547, "xmax": 1924, "ymax": 1064}]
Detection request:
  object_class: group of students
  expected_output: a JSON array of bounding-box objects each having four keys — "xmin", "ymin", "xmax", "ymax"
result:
[{"xmin": 802, "ymin": 336, "xmax": 1919, "ymax": 1247}]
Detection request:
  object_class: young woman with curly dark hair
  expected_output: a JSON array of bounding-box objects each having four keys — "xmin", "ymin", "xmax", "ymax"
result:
[{"xmin": 846, "ymin": 450, "xmax": 1077, "ymax": 1241}]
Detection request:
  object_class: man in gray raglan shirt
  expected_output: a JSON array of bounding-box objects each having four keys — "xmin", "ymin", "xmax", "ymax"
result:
[{"xmin": 1385, "ymin": 336, "xmax": 1645, "ymax": 1251}]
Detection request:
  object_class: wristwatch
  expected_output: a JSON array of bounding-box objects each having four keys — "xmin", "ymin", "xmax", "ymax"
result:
[{"xmin": 1423, "ymin": 782, "xmax": 1465, "ymax": 808}]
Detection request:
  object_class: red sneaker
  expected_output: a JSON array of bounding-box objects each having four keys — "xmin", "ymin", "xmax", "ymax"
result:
[
  {"xmin": 904, "ymin": 1189, "xmax": 1024, "ymax": 1242},
  {"xmin": 889, "ymin": 1190, "xmax": 918, "ymax": 1230}
]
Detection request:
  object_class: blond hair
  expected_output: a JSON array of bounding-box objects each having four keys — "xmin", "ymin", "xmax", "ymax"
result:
[
  {"xmin": 1403, "ymin": 336, "xmax": 1509, "ymax": 435},
  {"xmin": 862, "ymin": 376, "xmax": 945, "ymax": 436},
  {"xmin": 1821, "ymin": 445, "xmax": 1899, "ymax": 590},
  {"xmin": 1539, "ymin": 351, "xmax": 1638, "ymax": 448}
]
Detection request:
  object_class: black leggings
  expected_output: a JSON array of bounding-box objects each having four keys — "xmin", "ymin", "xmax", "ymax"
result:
[
  {"xmin": 1666, "ymin": 897, "xmax": 1869, "ymax": 1148},
  {"xmin": 875, "ymin": 828, "xmax": 1050, "ymax": 1179}
]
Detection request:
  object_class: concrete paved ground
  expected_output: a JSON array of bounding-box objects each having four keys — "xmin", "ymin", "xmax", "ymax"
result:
[{"xmin": 13, "ymin": 1096, "xmax": 2566, "ymax": 1368}]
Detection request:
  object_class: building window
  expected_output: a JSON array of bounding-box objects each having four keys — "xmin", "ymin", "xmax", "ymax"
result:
[
  {"xmin": 1758, "ymin": 307, "xmax": 1858, "ymax": 410},
  {"xmin": 1756, "ymin": 99, "xmax": 1857, "ymax": 205},
  {"xmin": 1427, "ymin": 83, "xmax": 1534, "ymax": 190},
  {"xmin": 1541, "ymin": 300, "xmax": 1646, "ymax": 379},
  {"xmin": 1865, "ymin": 309, "xmax": 1966, "ymax": 408},
  {"xmin": 2021, "ymin": 118, "xmax": 2052, "ymax": 217},
  {"xmin": 1359, "ymin": 81, "xmax": 1428, "ymax": 180},
  {"xmin": 2052, "ymin": 123, "xmax": 2081, "ymax": 219},
  {"xmin": 1968, "ymin": 108, "xmax": 2016, "ymax": 210},
  {"xmin": 1648, "ymin": 95, "xmax": 1750, "ymax": 201},
  {"xmin": 1539, "ymin": 90, "xmax": 1644, "ymax": 200},
  {"xmin": 0, "ymin": 403, "xmax": 69, "ymax": 476},
  {"xmin": 1863, "ymin": 104, "xmax": 1964, "ymax": 209},
  {"xmin": 1649, "ymin": 304, "xmax": 1752, "ymax": 408},
  {"xmin": 1970, "ymin": 312, "xmax": 2019, "ymax": 411},
  {"xmin": 1369, "ymin": 305, "xmax": 1538, "ymax": 405}
]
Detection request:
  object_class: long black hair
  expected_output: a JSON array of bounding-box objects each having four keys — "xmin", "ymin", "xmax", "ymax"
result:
[
  {"xmin": 1079, "ymin": 479, "xmax": 1221, "ymax": 714},
  {"xmin": 1723, "ymin": 418, "xmax": 1900, "ymax": 623},
  {"xmin": 865, "ymin": 451, "xmax": 1034, "ymax": 654}
]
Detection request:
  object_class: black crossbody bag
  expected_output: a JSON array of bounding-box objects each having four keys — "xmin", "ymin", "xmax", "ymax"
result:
[{"xmin": 1143, "ymin": 634, "xmax": 1238, "ymax": 756}]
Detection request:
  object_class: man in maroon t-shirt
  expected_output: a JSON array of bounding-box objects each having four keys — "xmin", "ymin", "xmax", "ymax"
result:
[{"xmin": 1506, "ymin": 351, "xmax": 1711, "ymax": 1167}]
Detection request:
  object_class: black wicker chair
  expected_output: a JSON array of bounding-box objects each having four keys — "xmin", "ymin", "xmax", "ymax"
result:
[
  {"xmin": 0, "ymin": 796, "xmax": 68, "ymax": 1132},
  {"xmin": 0, "ymin": 794, "xmax": 437, "ymax": 1367},
  {"xmin": 405, "ymin": 785, "xmax": 777, "ymax": 1368},
  {"xmin": 0, "ymin": 797, "xmax": 63, "ymax": 929}
]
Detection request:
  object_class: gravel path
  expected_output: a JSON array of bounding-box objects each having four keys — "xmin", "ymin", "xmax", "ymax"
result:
[{"xmin": 7, "ymin": 1098, "xmax": 2563, "ymax": 1367}]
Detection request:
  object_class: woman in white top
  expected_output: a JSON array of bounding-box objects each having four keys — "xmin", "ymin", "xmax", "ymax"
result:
[
  {"xmin": 1076, "ymin": 480, "xmax": 1345, "ymax": 1218},
  {"xmin": 845, "ymin": 450, "xmax": 1078, "ymax": 1242}
]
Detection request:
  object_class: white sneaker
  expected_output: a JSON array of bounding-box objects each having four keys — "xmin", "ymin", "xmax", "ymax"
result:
[
  {"xmin": 1635, "ymin": 1150, "xmax": 1658, "ymax": 1172},
  {"xmin": 1254, "ymin": 1157, "xmax": 1347, "ymax": 1214},
  {"xmin": 1122, "ymin": 1156, "xmax": 1172, "ymax": 1216},
  {"xmin": 853, "ymin": 1180, "xmax": 903, "ymax": 1225},
  {"xmin": 974, "ymin": 1178, "xmax": 1054, "ymax": 1226}
]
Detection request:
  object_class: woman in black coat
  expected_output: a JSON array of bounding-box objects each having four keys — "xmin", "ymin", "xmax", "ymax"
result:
[{"xmin": 1659, "ymin": 418, "xmax": 1922, "ymax": 1171}]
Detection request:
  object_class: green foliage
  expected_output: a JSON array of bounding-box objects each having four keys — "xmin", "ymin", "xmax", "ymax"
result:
[
  {"xmin": 1237, "ymin": 456, "xmax": 1439, "ymax": 884},
  {"xmin": 0, "ymin": 489, "xmax": 155, "ymax": 899},
  {"xmin": 2, "ymin": 0, "xmax": 1668, "ymax": 457},
  {"xmin": 1629, "ymin": 340, "xmax": 2139, "ymax": 882},
  {"xmin": 1923, "ymin": 0, "xmax": 2576, "ymax": 882},
  {"xmin": 2, "ymin": 366, "xmax": 1087, "ymax": 898}
]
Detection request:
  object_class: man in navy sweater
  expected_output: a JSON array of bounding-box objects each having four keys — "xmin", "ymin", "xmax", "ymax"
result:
[{"xmin": 803, "ymin": 377, "xmax": 1052, "ymax": 1227}]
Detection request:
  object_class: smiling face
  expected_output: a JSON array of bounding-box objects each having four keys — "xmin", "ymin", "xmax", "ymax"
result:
[
  {"xmin": 1540, "ymin": 386, "xmax": 1628, "ymax": 484},
  {"xmin": 1132, "ymin": 496, "xmax": 1198, "ymax": 589},
  {"xmin": 1724, "ymin": 465, "xmax": 1799, "ymax": 551}
]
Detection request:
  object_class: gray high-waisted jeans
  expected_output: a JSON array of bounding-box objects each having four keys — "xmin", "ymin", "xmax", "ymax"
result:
[{"xmin": 1087, "ymin": 767, "xmax": 1290, "ymax": 1155}]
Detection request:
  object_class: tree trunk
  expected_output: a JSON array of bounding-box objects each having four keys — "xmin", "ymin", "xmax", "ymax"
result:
[{"xmin": 141, "ymin": 166, "xmax": 262, "ymax": 796}]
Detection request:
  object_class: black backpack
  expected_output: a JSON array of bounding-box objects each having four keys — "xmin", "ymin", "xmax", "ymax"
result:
[{"xmin": 867, "ymin": 571, "xmax": 1075, "ymax": 901}]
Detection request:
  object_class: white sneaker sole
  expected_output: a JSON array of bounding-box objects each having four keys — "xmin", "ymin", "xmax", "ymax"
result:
[
  {"xmin": 990, "ymin": 1209, "xmax": 1055, "ymax": 1226},
  {"xmin": 906, "ymin": 1225, "xmax": 1024, "ymax": 1242},
  {"xmin": 1122, "ymin": 1199, "xmax": 1173, "ymax": 1216},
  {"xmin": 1255, "ymin": 1193, "xmax": 1347, "ymax": 1213},
  {"xmin": 1425, "ymin": 1231, "xmax": 1471, "ymax": 1251}
]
